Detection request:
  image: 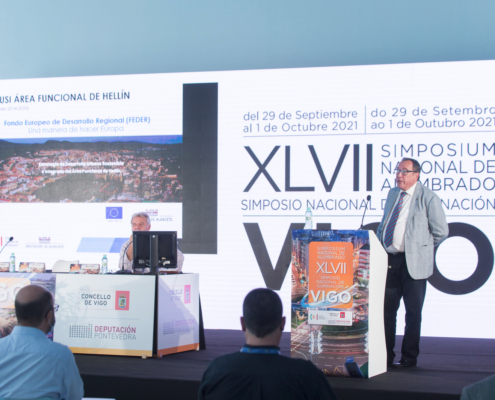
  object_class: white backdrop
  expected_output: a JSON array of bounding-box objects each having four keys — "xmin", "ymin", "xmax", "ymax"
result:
[{"xmin": 1, "ymin": 60, "xmax": 494, "ymax": 338}]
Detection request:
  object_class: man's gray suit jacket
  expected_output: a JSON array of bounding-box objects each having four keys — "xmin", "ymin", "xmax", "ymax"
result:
[{"xmin": 376, "ymin": 182, "xmax": 449, "ymax": 280}]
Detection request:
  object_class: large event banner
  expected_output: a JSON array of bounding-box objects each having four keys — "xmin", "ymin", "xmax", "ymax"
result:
[
  {"xmin": 213, "ymin": 61, "xmax": 495, "ymax": 338},
  {"xmin": 0, "ymin": 272, "xmax": 56, "ymax": 337},
  {"xmin": 1, "ymin": 60, "xmax": 495, "ymax": 338},
  {"xmin": 156, "ymin": 273, "xmax": 199, "ymax": 356},
  {"xmin": 54, "ymin": 274, "xmax": 155, "ymax": 357}
]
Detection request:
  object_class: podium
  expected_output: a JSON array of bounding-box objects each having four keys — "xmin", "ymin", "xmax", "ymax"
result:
[{"xmin": 290, "ymin": 230, "xmax": 387, "ymax": 378}]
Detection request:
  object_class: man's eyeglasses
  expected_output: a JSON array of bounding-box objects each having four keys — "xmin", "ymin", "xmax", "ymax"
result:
[
  {"xmin": 45, "ymin": 304, "xmax": 59, "ymax": 318},
  {"xmin": 396, "ymin": 169, "xmax": 418, "ymax": 176}
]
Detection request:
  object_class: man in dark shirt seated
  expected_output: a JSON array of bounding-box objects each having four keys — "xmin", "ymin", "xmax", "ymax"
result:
[{"xmin": 199, "ymin": 288, "xmax": 337, "ymax": 400}]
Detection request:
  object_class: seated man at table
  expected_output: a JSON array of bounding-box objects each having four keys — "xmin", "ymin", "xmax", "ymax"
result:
[
  {"xmin": 118, "ymin": 211, "xmax": 184, "ymax": 272},
  {"xmin": 0, "ymin": 285, "xmax": 84, "ymax": 400},
  {"xmin": 199, "ymin": 288, "xmax": 337, "ymax": 400}
]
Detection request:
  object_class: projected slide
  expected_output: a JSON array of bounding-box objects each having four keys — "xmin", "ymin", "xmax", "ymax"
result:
[
  {"xmin": 0, "ymin": 136, "xmax": 181, "ymax": 203},
  {"xmin": 0, "ymin": 74, "xmax": 183, "ymax": 270}
]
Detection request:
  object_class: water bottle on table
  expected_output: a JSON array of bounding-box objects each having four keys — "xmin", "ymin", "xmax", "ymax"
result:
[
  {"xmin": 9, "ymin": 253, "xmax": 15, "ymax": 272},
  {"xmin": 101, "ymin": 254, "xmax": 108, "ymax": 274}
]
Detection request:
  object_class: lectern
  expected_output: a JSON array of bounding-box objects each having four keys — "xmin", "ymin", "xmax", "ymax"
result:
[{"xmin": 290, "ymin": 229, "xmax": 387, "ymax": 378}]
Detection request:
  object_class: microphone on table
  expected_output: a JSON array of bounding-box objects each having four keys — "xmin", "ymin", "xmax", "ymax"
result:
[
  {"xmin": 359, "ymin": 196, "xmax": 372, "ymax": 230},
  {"xmin": 0, "ymin": 237, "xmax": 14, "ymax": 255},
  {"xmin": 116, "ymin": 240, "xmax": 133, "ymax": 274}
]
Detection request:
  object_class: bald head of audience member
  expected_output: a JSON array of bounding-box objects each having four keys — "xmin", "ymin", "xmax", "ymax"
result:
[
  {"xmin": 240, "ymin": 288, "xmax": 286, "ymax": 347},
  {"xmin": 15, "ymin": 285, "xmax": 55, "ymax": 334}
]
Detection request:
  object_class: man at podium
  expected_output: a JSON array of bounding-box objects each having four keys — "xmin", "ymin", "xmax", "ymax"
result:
[
  {"xmin": 118, "ymin": 211, "xmax": 184, "ymax": 272},
  {"xmin": 376, "ymin": 158, "xmax": 448, "ymax": 368}
]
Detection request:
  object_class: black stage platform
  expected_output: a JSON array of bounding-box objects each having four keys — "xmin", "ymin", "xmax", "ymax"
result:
[{"xmin": 75, "ymin": 330, "xmax": 495, "ymax": 400}]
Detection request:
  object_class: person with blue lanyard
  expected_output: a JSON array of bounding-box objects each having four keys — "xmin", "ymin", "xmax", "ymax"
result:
[{"xmin": 199, "ymin": 288, "xmax": 337, "ymax": 400}]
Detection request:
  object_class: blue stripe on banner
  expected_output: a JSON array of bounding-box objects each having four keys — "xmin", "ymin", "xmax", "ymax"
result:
[
  {"xmin": 110, "ymin": 238, "xmax": 128, "ymax": 253},
  {"xmin": 77, "ymin": 238, "xmax": 128, "ymax": 253}
]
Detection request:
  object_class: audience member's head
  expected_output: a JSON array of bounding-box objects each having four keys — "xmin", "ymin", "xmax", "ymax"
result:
[
  {"xmin": 241, "ymin": 288, "xmax": 285, "ymax": 346},
  {"xmin": 199, "ymin": 288, "xmax": 337, "ymax": 400},
  {"xmin": 15, "ymin": 285, "xmax": 55, "ymax": 334}
]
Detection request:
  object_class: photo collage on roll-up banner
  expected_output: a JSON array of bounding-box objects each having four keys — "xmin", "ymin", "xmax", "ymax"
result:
[{"xmin": 291, "ymin": 229, "xmax": 371, "ymax": 377}]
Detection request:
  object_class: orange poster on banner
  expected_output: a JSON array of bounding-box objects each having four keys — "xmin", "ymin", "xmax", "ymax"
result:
[{"xmin": 308, "ymin": 242, "xmax": 354, "ymax": 309}]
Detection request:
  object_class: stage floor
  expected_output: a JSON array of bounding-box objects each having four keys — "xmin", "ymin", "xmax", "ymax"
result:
[{"xmin": 75, "ymin": 329, "xmax": 495, "ymax": 400}]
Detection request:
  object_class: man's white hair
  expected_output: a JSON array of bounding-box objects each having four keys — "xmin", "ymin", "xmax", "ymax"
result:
[{"xmin": 131, "ymin": 212, "xmax": 150, "ymax": 225}]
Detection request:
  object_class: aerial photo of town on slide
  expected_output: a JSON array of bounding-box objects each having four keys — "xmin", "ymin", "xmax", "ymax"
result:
[
  {"xmin": 0, "ymin": 136, "xmax": 182, "ymax": 203},
  {"xmin": 291, "ymin": 229, "xmax": 371, "ymax": 377}
]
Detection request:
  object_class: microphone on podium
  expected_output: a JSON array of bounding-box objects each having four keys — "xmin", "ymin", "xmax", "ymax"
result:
[
  {"xmin": 0, "ymin": 237, "xmax": 14, "ymax": 255},
  {"xmin": 359, "ymin": 196, "xmax": 372, "ymax": 230}
]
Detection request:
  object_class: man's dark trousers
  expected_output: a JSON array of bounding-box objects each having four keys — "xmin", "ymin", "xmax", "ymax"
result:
[{"xmin": 384, "ymin": 252, "xmax": 427, "ymax": 365}]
